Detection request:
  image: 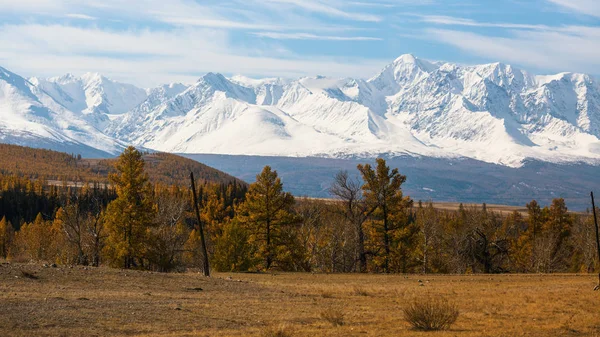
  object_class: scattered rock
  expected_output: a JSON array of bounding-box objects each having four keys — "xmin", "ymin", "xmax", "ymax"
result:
[
  {"xmin": 77, "ymin": 297, "xmax": 90, "ymax": 301},
  {"xmin": 51, "ymin": 263, "xmax": 57, "ymax": 268}
]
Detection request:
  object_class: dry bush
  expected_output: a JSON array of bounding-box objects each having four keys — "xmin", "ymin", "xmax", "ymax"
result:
[
  {"xmin": 320, "ymin": 307, "xmax": 345, "ymax": 327},
  {"xmin": 403, "ymin": 297, "xmax": 459, "ymax": 331},
  {"xmin": 20, "ymin": 270, "xmax": 38, "ymax": 279},
  {"xmin": 320, "ymin": 291, "xmax": 334, "ymax": 298},
  {"xmin": 353, "ymin": 287, "xmax": 369, "ymax": 296},
  {"xmin": 261, "ymin": 324, "xmax": 294, "ymax": 337}
]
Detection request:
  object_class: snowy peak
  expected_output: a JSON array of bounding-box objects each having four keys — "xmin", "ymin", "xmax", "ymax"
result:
[
  {"xmin": 0, "ymin": 65, "xmax": 126, "ymax": 157},
  {"xmin": 35, "ymin": 72, "xmax": 148, "ymax": 116},
  {"xmin": 196, "ymin": 72, "xmax": 257, "ymax": 103},
  {"xmin": 368, "ymin": 54, "xmax": 438, "ymax": 95}
]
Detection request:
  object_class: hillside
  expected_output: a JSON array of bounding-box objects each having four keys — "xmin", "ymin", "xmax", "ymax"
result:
[{"xmin": 0, "ymin": 143, "xmax": 242, "ymax": 186}]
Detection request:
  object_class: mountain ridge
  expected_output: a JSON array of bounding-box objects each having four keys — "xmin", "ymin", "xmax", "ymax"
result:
[{"xmin": 0, "ymin": 54, "xmax": 599, "ymax": 167}]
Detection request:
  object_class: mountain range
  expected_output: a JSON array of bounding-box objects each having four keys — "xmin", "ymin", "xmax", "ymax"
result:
[{"xmin": 1, "ymin": 54, "xmax": 600, "ymax": 168}]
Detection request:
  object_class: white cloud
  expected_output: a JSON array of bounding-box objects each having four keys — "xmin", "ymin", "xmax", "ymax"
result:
[
  {"xmin": 65, "ymin": 13, "xmax": 96, "ymax": 20},
  {"xmin": 253, "ymin": 32, "xmax": 382, "ymax": 41},
  {"xmin": 260, "ymin": 0, "xmax": 382, "ymax": 22},
  {"xmin": 0, "ymin": 24, "xmax": 387, "ymax": 87},
  {"xmin": 417, "ymin": 15, "xmax": 549, "ymax": 30},
  {"xmin": 547, "ymin": 0, "xmax": 600, "ymax": 18},
  {"xmin": 427, "ymin": 26, "xmax": 600, "ymax": 74}
]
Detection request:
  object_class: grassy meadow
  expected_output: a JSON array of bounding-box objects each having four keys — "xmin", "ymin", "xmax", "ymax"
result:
[{"xmin": 1, "ymin": 262, "xmax": 599, "ymax": 336}]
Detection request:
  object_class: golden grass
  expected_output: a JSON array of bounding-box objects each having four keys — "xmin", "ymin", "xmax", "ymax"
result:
[{"xmin": 1, "ymin": 262, "xmax": 600, "ymax": 336}]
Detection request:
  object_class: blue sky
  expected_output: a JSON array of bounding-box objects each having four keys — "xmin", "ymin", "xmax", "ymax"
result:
[{"xmin": 0, "ymin": 0, "xmax": 599, "ymax": 86}]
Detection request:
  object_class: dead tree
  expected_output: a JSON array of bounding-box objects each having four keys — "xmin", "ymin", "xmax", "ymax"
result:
[
  {"xmin": 191, "ymin": 172, "xmax": 210, "ymax": 277},
  {"xmin": 329, "ymin": 171, "xmax": 373, "ymax": 272},
  {"xmin": 591, "ymin": 192, "xmax": 600, "ymax": 290},
  {"xmin": 462, "ymin": 228, "xmax": 509, "ymax": 274}
]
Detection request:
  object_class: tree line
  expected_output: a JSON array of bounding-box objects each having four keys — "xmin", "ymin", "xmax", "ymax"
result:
[{"xmin": 0, "ymin": 147, "xmax": 598, "ymax": 274}]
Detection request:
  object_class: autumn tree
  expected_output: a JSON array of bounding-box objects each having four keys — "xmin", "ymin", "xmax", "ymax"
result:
[
  {"xmin": 13, "ymin": 213, "xmax": 56, "ymax": 261},
  {"xmin": 538, "ymin": 198, "xmax": 573, "ymax": 272},
  {"xmin": 237, "ymin": 166, "xmax": 299, "ymax": 270},
  {"xmin": 211, "ymin": 219, "xmax": 255, "ymax": 272},
  {"xmin": 415, "ymin": 201, "xmax": 442, "ymax": 274},
  {"xmin": 103, "ymin": 147, "xmax": 155, "ymax": 269},
  {"xmin": 502, "ymin": 211, "xmax": 529, "ymax": 272},
  {"xmin": 358, "ymin": 158, "xmax": 413, "ymax": 273},
  {"xmin": 0, "ymin": 216, "xmax": 14, "ymax": 259},
  {"xmin": 570, "ymin": 211, "xmax": 599, "ymax": 273}
]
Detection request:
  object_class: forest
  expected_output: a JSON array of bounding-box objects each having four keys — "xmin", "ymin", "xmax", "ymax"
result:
[{"xmin": 0, "ymin": 145, "xmax": 598, "ymax": 275}]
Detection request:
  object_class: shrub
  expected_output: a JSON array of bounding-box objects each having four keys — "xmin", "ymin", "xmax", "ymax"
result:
[
  {"xmin": 320, "ymin": 307, "xmax": 344, "ymax": 327},
  {"xmin": 403, "ymin": 297, "xmax": 459, "ymax": 331},
  {"xmin": 320, "ymin": 291, "xmax": 334, "ymax": 298},
  {"xmin": 353, "ymin": 287, "xmax": 369, "ymax": 296},
  {"xmin": 261, "ymin": 324, "xmax": 294, "ymax": 337}
]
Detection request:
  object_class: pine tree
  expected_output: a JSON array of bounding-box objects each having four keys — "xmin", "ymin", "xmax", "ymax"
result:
[
  {"xmin": 237, "ymin": 166, "xmax": 299, "ymax": 270},
  {"xmin": 358, "ymin": 158, "xmax": 412, "ymax": 273},
  {"xmin": 103, "ymin": 147, "xmax": 155, "ymax": 269}
]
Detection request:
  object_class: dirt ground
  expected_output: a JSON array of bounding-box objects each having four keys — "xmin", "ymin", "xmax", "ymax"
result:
[{"xmin": 1, "ymin": 262, "xmax": 599, "ymax": 336}]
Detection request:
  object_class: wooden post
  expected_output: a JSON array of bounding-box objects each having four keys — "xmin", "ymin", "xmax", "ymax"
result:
[
  {"xmin": 191, "ymin": 172, "xmax": 210, "ymax": 277},
  {"xmin": 591, "ymin": 192, "xmax": 600, "ymax": 290}
]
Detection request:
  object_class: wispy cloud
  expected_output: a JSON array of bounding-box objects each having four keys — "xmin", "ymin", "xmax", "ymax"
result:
[
  {"xmin": 260, "ymin": 0, "xmax": 382, "ymax": 22},
  {"xmin": 0, "ymin": 0, "xmax": 598, "ymax": 86},
  {"xmin": 416, "ymin": 15, "xmax": 550, "ymax": 30},
  {"xmin": 427, "ymin": 26, "xmax": 600, "ymax": 73},
  {"xmin": 547, "ymin": 0, "xmax": 600, "ymax": 18},
  {"xmin": 0, "ymin": 24, "xmax": 387, "ymax": 86},
  {"xmin": 254, "ymin": 32, "xmax": 382, "ymax": 41},
  {"xmin": 65, "ymin": 13, "xmax": 96, "ymax": 20}
]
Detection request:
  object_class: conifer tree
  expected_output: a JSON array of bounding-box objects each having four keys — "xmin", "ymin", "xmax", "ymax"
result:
[
  {"xmin": 103, "ymin": 147, "xmax": 155, "ymax": 269},
  {"xmin": 237, "ymin": 166, "xmax": 299, "ymax": 270},
  {"xmin": 358, "ymin": 158, "xmax": 412, "ymax": 273}
]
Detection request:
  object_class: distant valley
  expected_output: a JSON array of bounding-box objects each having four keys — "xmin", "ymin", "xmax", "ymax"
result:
[{"xmin": 184, "ymin": 154, "xmax": 600, "ymax": 210}]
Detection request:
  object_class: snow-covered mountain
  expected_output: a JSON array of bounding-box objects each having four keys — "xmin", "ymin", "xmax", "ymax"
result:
[
  {"xmin": 0, "ymin": 66, "xmax": 127, "ymax": 157},
  {"xmin": 29, "ymin": 73, "xmax": 147, "ymax": 131},
  {"xmin": 1, "ymin": 54, "xmax": 600, "ymax": 167}
]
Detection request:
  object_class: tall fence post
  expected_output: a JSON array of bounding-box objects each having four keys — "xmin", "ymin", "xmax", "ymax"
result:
[
  {"xmin": 191, "ymin": 172, "xmax": 210, "ymax": 277},
  {"xmin": 591, "ymin": 192, "xmax": 600, "ymax": 290}
]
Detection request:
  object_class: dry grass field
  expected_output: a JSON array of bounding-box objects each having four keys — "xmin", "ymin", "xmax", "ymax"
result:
[{"xmin": 1, "ymin": 262, "xmax": 599, "ymax": 337}]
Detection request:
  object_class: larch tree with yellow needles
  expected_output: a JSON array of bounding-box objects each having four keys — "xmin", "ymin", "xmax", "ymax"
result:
[{"xmin": 103, "ymin": 146, "xmax": 155, "ymax": 269}]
